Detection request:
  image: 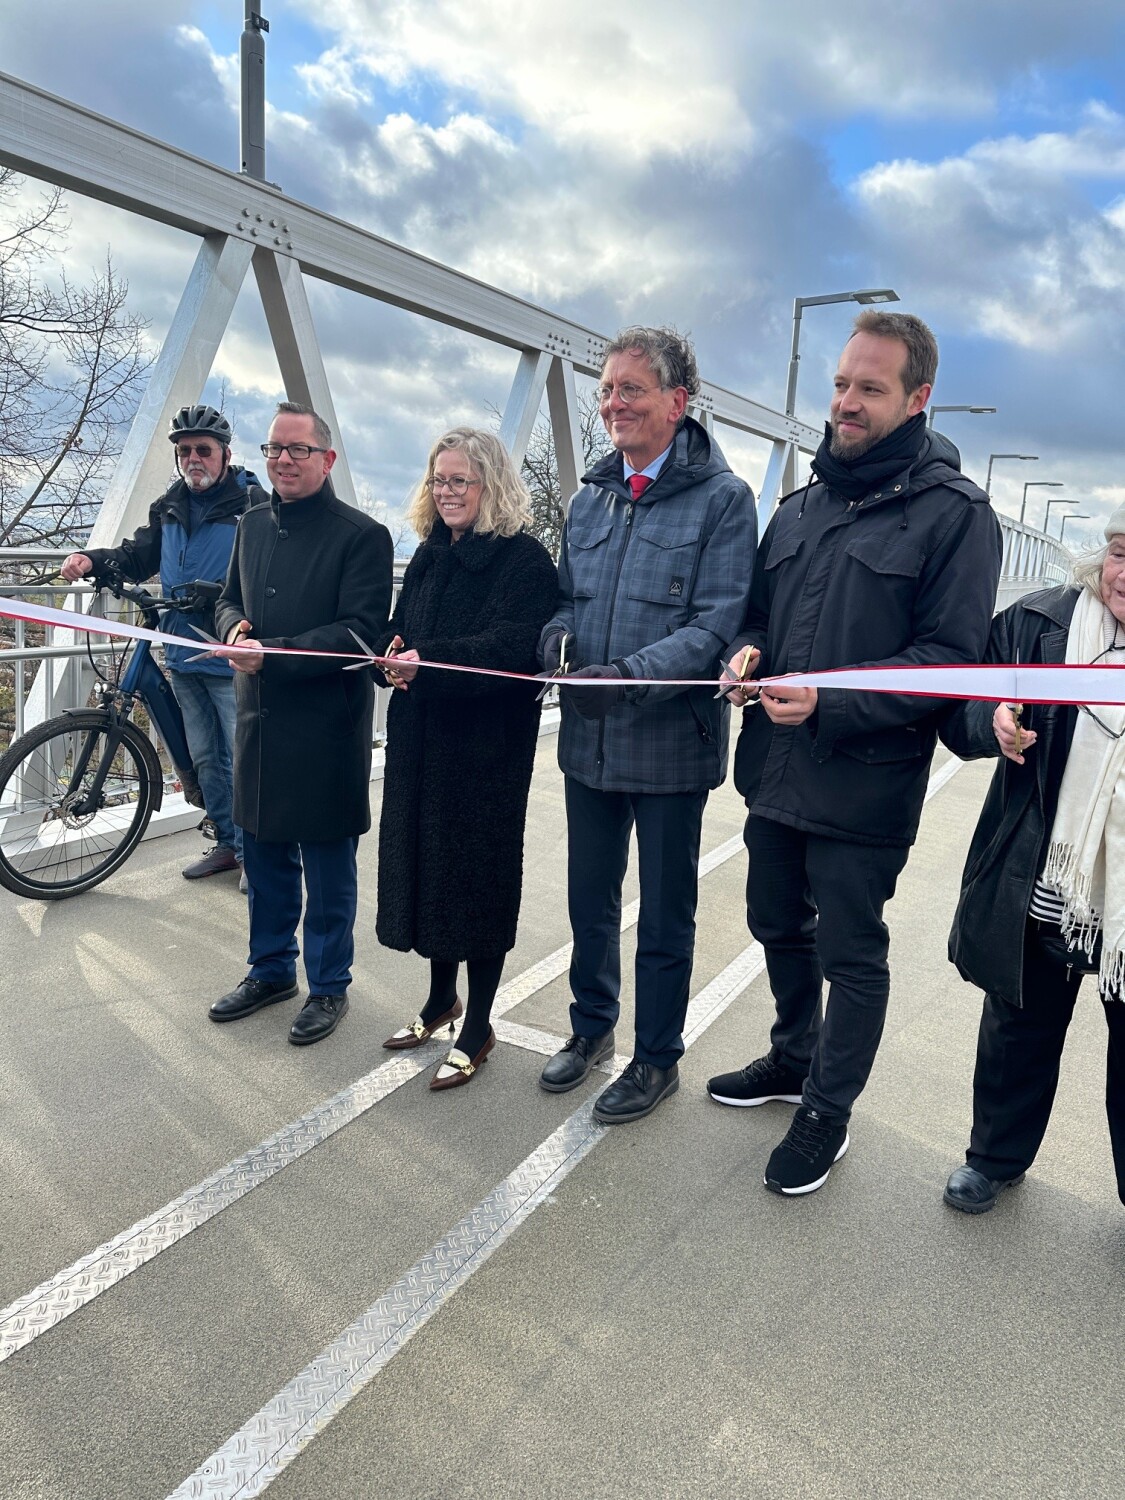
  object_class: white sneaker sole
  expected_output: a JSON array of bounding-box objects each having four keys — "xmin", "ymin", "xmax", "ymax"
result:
[
  {"xmin": 765, "ymin": 1133, "xmax": 850, "ymax": 1196},
  {"xmin": 708, "ymin": 1090, "xmax": 803, "ymax": 1108}
]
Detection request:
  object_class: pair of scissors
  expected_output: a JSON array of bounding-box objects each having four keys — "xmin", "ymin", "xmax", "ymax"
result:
[
  {"xmin": 714, "ymin": 645, "xmax": 759, "ymax": 701},
  {"xmin": 1011, "ymin": 647, "xmax": 1023, "ymax": 756},
  {"xmin": 535, "ymin": 632, "xmax": 573, "ymax": 701}
]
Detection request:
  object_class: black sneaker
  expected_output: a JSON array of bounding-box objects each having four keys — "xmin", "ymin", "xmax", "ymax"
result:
[
  {"xmin": 182, "ymin": 844, "xmax": 240, "ymax": 879},
  {"xmin": 707, "ymin": 1053, "xmax": 805, "ymax": 1108},
  {"xmin": 764, "ymin": 1106, "xmax": 850, "ymax": 1196}
]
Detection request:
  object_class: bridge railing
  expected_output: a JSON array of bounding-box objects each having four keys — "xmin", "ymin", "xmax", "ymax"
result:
[{"xmin": 0, "ymin": 549, "xmax": 404, "ymax": 757}]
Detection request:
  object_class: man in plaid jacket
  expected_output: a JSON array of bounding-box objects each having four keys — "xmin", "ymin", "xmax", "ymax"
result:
[{"xmin": 537, "ymin": 326, "xmax": 756, "ymax": 1123}]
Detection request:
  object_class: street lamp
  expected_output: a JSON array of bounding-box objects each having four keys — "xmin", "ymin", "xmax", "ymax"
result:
[
  {"xmin": 928, "ymin": 405, "xmax": 997, "ymax": 428},
  {"xmin": 1059, "ymin": 513, "xmax": 1090, "ymax": 544},
  {"xmin": 1045, "ymin": 496, "xmax": 1077, "ymax": 534},
  {"xmin": 986, "ymin": 453, "xmax": 1037, "ymax": 496},
  {"xmin": 785, "ymin": 287, "xmax": 899, "ymax": 417},
  {"xmin": 1021, "ymin": 480, "xmax": 1062, "ymax": 526}
]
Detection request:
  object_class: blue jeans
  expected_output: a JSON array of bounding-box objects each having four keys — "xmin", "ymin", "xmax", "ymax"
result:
[{"xmin": 168, "ymin": 669, "xmax": 242, "ymax": 860}]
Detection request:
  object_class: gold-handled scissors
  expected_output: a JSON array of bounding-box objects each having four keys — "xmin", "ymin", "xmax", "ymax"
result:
[
  {"xmin": 1012, "ymin": 647, "xmax": 1023, "ymax": 755},
  {"xmin": 714, "ymin": 645, "xmax": 759, "ymax": 700}
]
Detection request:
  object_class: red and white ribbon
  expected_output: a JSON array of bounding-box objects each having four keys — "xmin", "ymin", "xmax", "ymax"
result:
[{"xmin": 2, "ymin": 597, "xmax": 1124, "ymax": 705}]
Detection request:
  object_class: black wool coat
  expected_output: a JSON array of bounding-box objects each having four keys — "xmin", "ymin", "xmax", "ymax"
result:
[
  {"xmin": 375, "ymin": 523, "xmax": 558, "ymax": 961},
  {"xmin": 215, "ymin": 484, "xmax": 394, "ymax": 843},
  {"xmin": 942, "ymin": 585, "xmax": 1079, "ymax": 1007}
]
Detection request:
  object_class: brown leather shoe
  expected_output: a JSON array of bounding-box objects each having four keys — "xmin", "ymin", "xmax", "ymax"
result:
[
  {"xmin": 429, "ymin": 1029, "xmax": 496, "ymax": 1090},
  {"xmin": 382, "ymin": 998, "xmax": 463, "ymax": 1050}
]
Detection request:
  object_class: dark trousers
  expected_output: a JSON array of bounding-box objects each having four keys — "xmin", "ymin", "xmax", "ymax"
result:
[
  {"xmin": 566, "ymin": 777, "xmax": 707, "ymax": 1069},
  {"xmin": 745, "ymin": 814, "xmax": 910, "ymax": 1120},
  {"xmin": 243, "ymin": 830, "xmax": 359, "ymax": 995},
  {"xmin": 967, "ymin": 922, "xmax": 1125, "ymax": 1204}
]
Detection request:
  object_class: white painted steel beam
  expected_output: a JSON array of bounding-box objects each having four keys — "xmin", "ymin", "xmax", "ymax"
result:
[
  {"xmin": 498, "ymin": 350, "xmax": 552, "ymax": 465},
  {"xmin": 252, "ymin": 248, "xmax": 356, "ymax": 506},
  {"xmin": 25, "ymin": 233, "xmax": 255, "ymax": 724},
  {"xmin": 545, "ymin": 358, "xmax": 584, "ymax": 504},
  {"xmin": 0, "ymin": 72, "xmax": 821, "ymax": 452}
]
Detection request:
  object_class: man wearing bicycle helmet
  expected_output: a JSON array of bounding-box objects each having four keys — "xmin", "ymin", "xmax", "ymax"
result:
[{"xmin": 61, "ymin": 404, "xmax": 264, "ymax": 882}]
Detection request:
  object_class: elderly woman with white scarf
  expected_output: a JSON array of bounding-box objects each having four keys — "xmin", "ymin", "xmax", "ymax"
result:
[{"xmin": 941, "ymin": 504, "xmax": 1125, "ymax": 1214}]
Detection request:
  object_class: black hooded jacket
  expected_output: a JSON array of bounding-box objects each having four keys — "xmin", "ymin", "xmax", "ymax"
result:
[{"xmin": 730, "ymin": 423, "xmax": 1002, "ymax": 846}]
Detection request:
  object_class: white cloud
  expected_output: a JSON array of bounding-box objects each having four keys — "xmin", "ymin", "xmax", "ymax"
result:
[{"xmin": 854, "ymin": 109, "xmax": 1125, "ymax": 351}]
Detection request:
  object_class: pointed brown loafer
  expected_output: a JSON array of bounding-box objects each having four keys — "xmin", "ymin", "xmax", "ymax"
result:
[
  {"xmin": 429, "ymin": 1029, "xmax": 497, "ymax": 1091},
  {"xmin": 382, "ymin": 998, "xmax": 464, "ymax": 1050}
]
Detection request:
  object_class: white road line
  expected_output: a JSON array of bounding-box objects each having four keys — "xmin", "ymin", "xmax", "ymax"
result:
[
  {"xmin": 167, "ymin": 758, "xmax": 967, "ymax": 1497},
  {"xmin": 0, "ymin": 826, "xmax": 749, "ymax": 1364},
  {"xmin": 167, "ymin": 942, "xmax": 769, "ymax": 1500}
]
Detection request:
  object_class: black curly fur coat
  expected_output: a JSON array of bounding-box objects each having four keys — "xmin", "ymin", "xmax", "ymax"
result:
[{"xmin": 375, "ymin": 521, "xmax": 558, "ymax": 960}]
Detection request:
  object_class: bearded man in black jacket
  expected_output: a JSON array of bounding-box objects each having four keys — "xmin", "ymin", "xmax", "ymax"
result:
[
  {"xmin": 709, "ymin": 311, "xmax": 1002, "ymax": 1196},
  {"xmin": 210, "ymin": 402, "xmax": 393, "ymax": 1046}
]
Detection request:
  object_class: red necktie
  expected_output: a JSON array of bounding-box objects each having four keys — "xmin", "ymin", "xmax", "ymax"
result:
[{"xmin": 628, "ymin": 474, "xmax": 652, "ymax": 500}]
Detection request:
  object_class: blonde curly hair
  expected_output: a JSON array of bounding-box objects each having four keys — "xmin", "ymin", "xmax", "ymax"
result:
[{"xmin": 407, "ymin": 427, "xmax": 532, "ymax": 541}]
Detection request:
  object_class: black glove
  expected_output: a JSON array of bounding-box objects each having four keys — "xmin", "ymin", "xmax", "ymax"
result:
[
  {"xmin": 541, "ymin": 629, "xmax": 576, "ymax": 675},
  {"xmin": 563, "ymin": 663, "xmax": 628, "ymax": 719}
]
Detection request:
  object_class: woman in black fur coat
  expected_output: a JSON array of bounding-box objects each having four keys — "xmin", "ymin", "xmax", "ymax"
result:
[{"xmin": 376, "ymin": 428, "xmax": 558, "ymax": 1089}]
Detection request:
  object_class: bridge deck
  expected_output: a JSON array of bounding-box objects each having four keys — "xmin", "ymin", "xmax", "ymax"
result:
[{"xmin": 3, "ymin": 738, "xmax": 1122, "ymax": 1500}]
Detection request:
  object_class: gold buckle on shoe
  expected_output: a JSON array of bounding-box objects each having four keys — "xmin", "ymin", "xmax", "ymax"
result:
[{"xmin": 407, "ymin": 1018, "xmax": 428, "ymax": 1041}]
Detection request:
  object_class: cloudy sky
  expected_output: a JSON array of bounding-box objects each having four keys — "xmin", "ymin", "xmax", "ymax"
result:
[{"xmin": 3, "ymin": 1, "xmax": 1123, "ymax": 547}]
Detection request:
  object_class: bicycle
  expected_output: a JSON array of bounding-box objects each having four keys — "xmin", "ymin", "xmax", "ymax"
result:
[{"xmin": 0, "ymin": 566, "xmax": 209, "ymax": 899}]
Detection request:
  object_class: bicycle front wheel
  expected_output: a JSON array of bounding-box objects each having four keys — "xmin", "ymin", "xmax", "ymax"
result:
[{"xmin": 0, "ymin": 712, "xmax": 160, "ymax": 899}]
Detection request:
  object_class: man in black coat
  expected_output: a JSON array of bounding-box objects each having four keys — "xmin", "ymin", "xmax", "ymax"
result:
[
  {"xmin": 210, "ymin": 402, "xmax": 394, "ymax": 1045},
  {"xmin": 709, "ymin": 310, "xmax": 1002, "ymax": 1196}
]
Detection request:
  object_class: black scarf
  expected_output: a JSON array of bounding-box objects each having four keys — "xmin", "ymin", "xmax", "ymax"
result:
[{"xmin": 810, "ymin": 411, "xmax": 928, "ymax": 502}]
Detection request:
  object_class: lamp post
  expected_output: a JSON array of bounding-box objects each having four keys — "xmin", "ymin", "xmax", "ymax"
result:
[
  {"xmin": 928, "ymin": 404, "xmax": 997, "ymax": 428},
  {"xmin": 1059, "ymin": 513, "xmax": 1090, "ymax": 544},
  {"xmin": 985, "ymin": 453, "xmax": 1037, "ymax": 496},
  {"xmin": 785, "ymin": 288, "xmax": 899, "ymax": 418},
  {"xmin": 1021, "ymin": 480, "xmax": 1062, "ymax": 527},
  {"xmin": 1045, "ymin": 496, "xmax": 1077, "ymax": 534}
]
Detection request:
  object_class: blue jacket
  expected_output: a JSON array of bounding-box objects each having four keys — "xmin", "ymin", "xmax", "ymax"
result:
[
  {"xmin": 85, "ymin": 466, "xmax": 264, "ymax": 675},
  {"xmin": 541, "ymin": 417, "xmax": 757, "ymax": 793}
]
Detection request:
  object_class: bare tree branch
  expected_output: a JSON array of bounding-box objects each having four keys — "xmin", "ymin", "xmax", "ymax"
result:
[{"xmin": 0, "ymin": 172, "xmax": 152, "ymax": 568}]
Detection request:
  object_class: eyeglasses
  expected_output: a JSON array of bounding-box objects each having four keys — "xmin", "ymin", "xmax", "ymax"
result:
[
  {"xmin": 261, "ymin": 443, "xmax": 328, "ymax": 461},
  {"xmin": 176, "ymin": 443, "xmax": 216, "ymax": 458},
  {"xmin": 596, "ymin": 382, "xmax": 659, "ymax": 406},
  {"xmin": 430, "ymin": 476, "xmax": 482, "ymax": 495}
]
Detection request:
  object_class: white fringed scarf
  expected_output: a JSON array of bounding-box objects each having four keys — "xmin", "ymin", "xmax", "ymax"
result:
[{"xmin": 1041, "ymin": 589, "xmax": 1125, "ymax": 999}]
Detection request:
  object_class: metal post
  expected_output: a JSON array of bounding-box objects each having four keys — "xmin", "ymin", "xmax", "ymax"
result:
[
  {"xmin": 544, "ymin": 357, "xmax": 583, "ymax": 506},
  {"xmin": 240, "ymin": 3, "xmax": 268, "ymax": 180},
  {"xmin": 25, "ymin": 233, "xmax": 255, "ymax": 725},
  {"xmin": 759, "ymin": 438, "xmax": 792, "ymax": 534},
  {"xmin": 252, "ymin": 248, "xmax": 357, "ymax": 506},
  {"xmin": 499, "ymin": 350, "xmax": 552, "ymax": 466}
]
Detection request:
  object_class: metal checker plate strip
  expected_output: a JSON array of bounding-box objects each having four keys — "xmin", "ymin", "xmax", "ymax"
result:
[
  {"xmin": 168, "ymin": 763, "xmax": 963, "ymax": 1496},
  {"xmin": 167, "ymin": 940, "xmax": 766, "ymax": 1498}
]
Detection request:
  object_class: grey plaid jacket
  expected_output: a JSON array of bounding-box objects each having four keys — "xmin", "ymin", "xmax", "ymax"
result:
[{"xmin": 541, "ymin": 417, "xmax": 756, "ymax": 793}]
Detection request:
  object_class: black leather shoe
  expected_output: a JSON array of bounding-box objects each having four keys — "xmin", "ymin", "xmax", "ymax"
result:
[
  {"xmin": 539, "ymin": 1030, "xmax": 616, "ymax": 1092},
  {"xmin": 209, "ymin": 976, "xmax": 298, "ymax": 1022},
  {"xmin": 289, "ymin": 993, "xmax": 349, "ymax": 1046},
  {"xmin": 943, "ymin": 1164, "xmax": 1026, "ymax": 1214},
  {"xmin": 593, "ymin": 1059, "xmax": 679, "ymax": 1124}
]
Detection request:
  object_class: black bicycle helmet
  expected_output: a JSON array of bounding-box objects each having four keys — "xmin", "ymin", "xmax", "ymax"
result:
[{"xmin": 168, "ymin": 405, "xmax": 233, "ymax": 445}]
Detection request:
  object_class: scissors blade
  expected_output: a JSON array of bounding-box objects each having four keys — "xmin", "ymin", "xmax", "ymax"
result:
[{"xmin": 344, "ymin": 627, "xmax": 381, "ymax": 671}]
